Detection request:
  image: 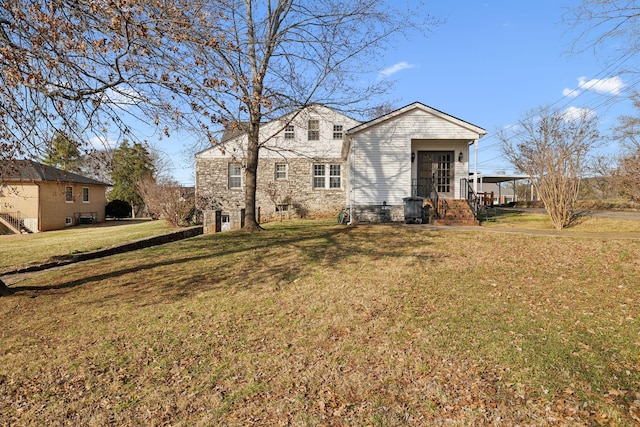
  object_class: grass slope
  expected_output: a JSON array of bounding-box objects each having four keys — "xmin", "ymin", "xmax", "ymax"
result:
[
  {"xmin": 0, "ymin": 220, "xmax": 175, "ymax": 270},
  {"xmin": 1, "ymin": 220, "xmax": 639, "ymax": 425}
]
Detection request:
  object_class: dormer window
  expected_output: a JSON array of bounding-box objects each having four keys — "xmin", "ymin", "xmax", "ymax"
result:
[
  {"xmin": 284, "ymin": 125, "xmax": 294, "ymax": 139},
  {"xmin": 333, "ymin": 124, "xmax": 343, "ymax": 139},
  {"xmin": 308, "ymin": 119, "xmax": 319, "ymax": 141}
]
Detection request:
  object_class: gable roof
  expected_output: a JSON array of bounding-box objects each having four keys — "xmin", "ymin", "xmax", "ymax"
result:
[
  {"xmin": 0, "ymin": 160, "xmax": 110, "ymax": 186},
  {"xmin": 221, "ymin": 122, "xmax": 250, "ymax": 143},
  {"xmin": 346, "ymin": 102, "xmax": 486, "ymax": 137}
]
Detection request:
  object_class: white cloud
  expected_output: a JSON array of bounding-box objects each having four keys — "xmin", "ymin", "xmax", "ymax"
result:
[
  {"xmin": 378, "ymin": 61, "xmax": 415, "ymax": 79},
  {"xmin": 578, "ymin": 76, "xmax": 626, "ymax": 95},
  {"xmin": 562, "ymin": 87, "xmax": 580, "ymax": 98},
  {"xmin": 95, "ymin": 87, "xmax": 145, "ymax": 109},
  {"xmin": 562, "ymin": 106, "xmax": 596, "ymax": 121},
  {"xmin": 88, "ymin": 135, "xmax": 118, "ymax": 149}
]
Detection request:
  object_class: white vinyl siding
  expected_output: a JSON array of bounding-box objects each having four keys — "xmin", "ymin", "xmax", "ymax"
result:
[{"xmin": 348, "ymin": 107, "xmax": 482, "ymax": 206}]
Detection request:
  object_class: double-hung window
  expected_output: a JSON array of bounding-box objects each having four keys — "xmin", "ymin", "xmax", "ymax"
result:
[
  {"xmin": 82, "ymin": 187, "xmax": 90, "ymax": 203},
  {"xmin": 329, "ymin": 164, "xmax": 341, "ymax": 188},
  {"xmin": 313, "ymin": 164, "xmax": 341, "ymax": 189},
  {"xmin": 284, "ymin": 125, "xmax": 294, "ymax": 139},
  {"xmin": 308, "ymin": 119, "xmax": 319, "ymax": 141},
  {"xmin": 228, "ymin": 163, "xmax": 242, "ymax": 189},
  {"xmin": 275, "ymin": 163, "xmax": 288, "ymax": 180},
  {"xmin": 333, "ymin": 124, "xmax": 343, "ymax": 139}
]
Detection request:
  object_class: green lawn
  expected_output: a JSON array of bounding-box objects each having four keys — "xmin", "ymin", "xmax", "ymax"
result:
[
  {"xmin": 484, "ymin": 209, "xmax": 640, "ymax": 233},
  {"xmin": 1, "ymin": 219, "xmax": 639, "ymax": 425},
  {"xmin": 0, "ymin": 219, "xmax": 175, "ymax": 270}
]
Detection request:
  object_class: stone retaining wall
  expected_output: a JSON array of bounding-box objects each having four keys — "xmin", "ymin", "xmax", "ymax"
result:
[{"xmin": 0, "ymin": 226, "xmax": 203, "ymax": 276}]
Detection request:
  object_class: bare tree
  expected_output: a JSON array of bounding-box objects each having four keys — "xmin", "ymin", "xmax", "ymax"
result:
[
  {"xmin": 2, "ymin": 0, "xmax": 435, "ymax": 232},
  {"xmin": 585, "ymin": 154, "xmax": 619, "ymax": 199},
  {"xmin": 613, "ymin": 152, "xmax": 640, "ymax": 201},
  {"xmin": 612, "ymin": 93, "xmax": 640, "ymax": 201},
  {"xmin": 500, "ymin": 107, "xmax": 601, "ymax": 229},
  {"xmin": 566, "ymin": 0, "xmax": 640, "ymax": 61},
  {"xmin": 1, "ymin": 1, "xmax": 135, "ymax": 162},
  {"xmin": 615, "ymin": 93, "xmax": 640, "ymax": 148},
  {"xmin": 136, "ymin": 176, "xmax": 195, "ymax": 227},
  {"xmin": 161, "ymin": 0, "xmax": 435, "ymax": 231},
  {"xmin": 266, "ymin": 182, "xmax": 292, "ymax": 222},
  {"xmin": 0, "ymin": 0, "xmax": 204, "ymax": 170},
  {"xmin": 566, "ymin": 2, "xmax": 640, "ymax": 204}
]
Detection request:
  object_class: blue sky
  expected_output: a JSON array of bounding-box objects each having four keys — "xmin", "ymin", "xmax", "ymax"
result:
[
  {"xmin": 147, "ymin": 0, "xmax": 637, "ymax": 185},
  {"xmin": 384, "ymin": 0, "xmax": 637, "ymax": 175}
]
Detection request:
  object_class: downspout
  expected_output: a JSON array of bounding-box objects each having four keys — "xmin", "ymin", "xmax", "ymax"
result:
[
  {"xmin": 37, "ymin": 182, "xmax": 42, "ymax": 232},
  {"xmin": 348, "ymin": 138, "xmax": 354, "ymax": 225}
]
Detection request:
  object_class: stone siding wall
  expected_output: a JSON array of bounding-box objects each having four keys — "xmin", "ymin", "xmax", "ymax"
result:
[
  {"xmin": 351, "ymin": 204, "xmax": 404, "ymax": 223},
  {"xmin": 196, "ymin": 157, "xmax": 346, "ymax": 230}
]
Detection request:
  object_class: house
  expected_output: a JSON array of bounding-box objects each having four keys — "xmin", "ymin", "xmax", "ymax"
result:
[
  {"xmin": 344, "ymin": 102, "xmax": 486, "ymax": 224},
  {"xmin": 0, "ymin": 160, "xmax": 110, "ymax": 233},
  {"xmin": 195, "ymin": 102, "xmax": 486, "ymax": 230},
  {"xmin": 196, "ymin": 105, "xmax": 361, "ymax": 230}
]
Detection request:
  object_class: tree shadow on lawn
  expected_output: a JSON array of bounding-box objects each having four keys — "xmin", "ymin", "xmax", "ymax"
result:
[{"xmin": 7, "ymin": 223, "xmax": 440, "ymax": 300}]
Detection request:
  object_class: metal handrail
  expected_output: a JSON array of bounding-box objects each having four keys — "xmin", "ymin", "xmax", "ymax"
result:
[
  {"xmin": 411, "ymin": 177, "xmax": 444, "ymax": 219},
  {"xmin": 429, "ymin": 179, "xmax": 441, "ymax": 219},
  {"xmin": 0, "ymin": 211, "xmax": 27, "ymax": 233},
  {"xmin": 460, "ymin": 179, "xmax": 480, "ymax": 218}
]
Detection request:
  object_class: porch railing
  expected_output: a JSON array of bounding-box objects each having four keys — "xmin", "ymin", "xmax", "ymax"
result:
[
  {"xmin": 0, "ymin": 211, "xmax": 31, "ymax": 234},
  {"xmin": 411, "ymin": 177, "xmax": 441, "ymax": 219},
  {"xmin": 460, "ymin": 178, "xmax": 480, "ymax": 218}
]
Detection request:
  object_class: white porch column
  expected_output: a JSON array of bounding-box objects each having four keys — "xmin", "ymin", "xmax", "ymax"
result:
[{"xmin": 473, "ymin": 139, "xmax": 478, "ymax": 193}]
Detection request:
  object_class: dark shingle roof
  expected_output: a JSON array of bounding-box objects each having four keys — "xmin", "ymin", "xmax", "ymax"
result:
[
  {"xmin": 220, "ymin": 122, "xmax": 249, "ymax": 143},
  {"xmin": 0, "ymin": 160, "xmax": 110, "ymax": 186}
]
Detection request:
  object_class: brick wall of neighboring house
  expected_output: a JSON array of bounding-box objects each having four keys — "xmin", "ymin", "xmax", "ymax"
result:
[{"xmin": 196, "ymin": 157, "xmax": 346, "ymax": 230}]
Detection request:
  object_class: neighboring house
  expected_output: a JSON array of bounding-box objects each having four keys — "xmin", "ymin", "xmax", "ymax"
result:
[
  {"xmin": 0, "ymin": 160, "xmax": 110, "ymax": 233},
  {"xmin": 196, "ymin": 105, "xmax": 361, "ymax": 229},
  {"xmin": 195, "ymin": 102, "xmax": 486, "ymax": 230}
]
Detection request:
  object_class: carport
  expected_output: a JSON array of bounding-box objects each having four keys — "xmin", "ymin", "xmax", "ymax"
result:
[{"xmin": 469, "ymin": 173, "xmax": 533, "ymax": 205}]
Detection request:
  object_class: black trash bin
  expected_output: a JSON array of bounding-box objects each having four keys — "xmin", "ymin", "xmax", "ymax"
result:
[{"xmin": 403, "ymin": 196, "xmax": 424, "ymax": 224}]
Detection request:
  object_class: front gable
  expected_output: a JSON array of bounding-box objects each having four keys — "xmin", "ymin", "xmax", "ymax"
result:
[{"xmin": 346, "ymin": 102, "xmax": 486, "ymax": 141}]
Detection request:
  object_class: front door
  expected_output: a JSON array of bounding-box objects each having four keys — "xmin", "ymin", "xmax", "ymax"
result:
[{"xmin": 417, "ymin": 151, "xmax": 454, "ymax": 198}]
